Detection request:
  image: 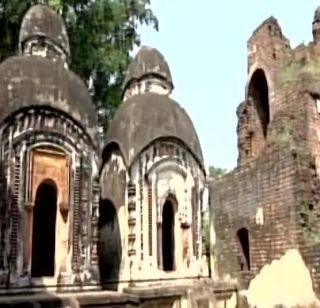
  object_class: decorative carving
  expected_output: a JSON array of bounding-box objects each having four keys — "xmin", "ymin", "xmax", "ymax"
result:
[
  {"xmin": 139, "ymin": 158, "xmax": 144, "ymax": 261},
  {"xmin": 148, "ymin": 185, "xmax": 153, "ymax": 256},
  {"xmin": 9, "ymin": 151, "xmax": 21, "ymax": 271},
  {"xmin": 127, "ymin": 182, "xmax": 137, "ymax": 256},
  {"xmin": 72, "ymin": 165, "xmax": 81, "ymax": 272},
  {"xmin": 128, "ymin": 182, "xmax": 136, "ymax": 196},
  {"xmin": 90, "ymin": 181, "xmax": 100, "ymax": 265}
]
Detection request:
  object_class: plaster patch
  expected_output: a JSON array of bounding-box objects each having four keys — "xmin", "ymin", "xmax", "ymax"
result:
[
  {"xmin": 111, "ymin": 152, "xmax": 126, "ymax": 172},
  {"xmin": 129, "ymin": 148, "xmax": 135, "ymax": 162},
  {"xmin": 242, "ymin": 249, "xmax": 320, "ymax": 308},
  {"xmin": 316, "ymin": 99, "xmax": 320, "ymax": 114},
  {"xmin": 255, "ymin": 207, "xmax": 264, "ymax": 225}
]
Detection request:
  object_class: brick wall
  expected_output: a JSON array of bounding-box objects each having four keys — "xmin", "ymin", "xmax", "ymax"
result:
[
  {"xmin": 212, "ymin": 10, "xmax": 320, "ymax": 295},
  {"xmin": 211, "ymin": 144, "xmax": 300, "ymax": 289}
]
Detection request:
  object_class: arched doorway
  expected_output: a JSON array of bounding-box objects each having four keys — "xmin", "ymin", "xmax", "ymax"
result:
[
  {"xmin": 248, "ymin": 69, "xmax": 270, "ymax": 137},
  {"xmin": 98, "ymin": 199, "xmax": 122, "ymax": 290},
  {"xmin": 162, "ymin": 199, "xmax": 175, "ymax": 271},
  {"xmin": 237, "ymin": 228, "xmax": 250, "ymax": 271},
  {"xmin": 31, "ymin": 180, "xmax": 57, "ymax": 277},
  {"xmin": 247, "ymin": 69, "xmax": 270, "ymax": 157}
]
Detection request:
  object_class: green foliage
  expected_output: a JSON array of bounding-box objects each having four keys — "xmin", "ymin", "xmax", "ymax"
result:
[
  {"xmin": 0, "ymin": 0, "xmax": 158, "ymax": 130},
  {"xmin": 278, "ymin": 60, "xmax": 304, "ymax": 85},
  {"xmin": 299, "ymin": 199, "xmax": 320, "ymax": 244},
  {"xmin": 278, "ymin": 57, "xmax": 320, "ymax": 85},
  {"xmin": 273, "ymin": 121, "xmax": 294, "ymax": 145},
  {"xmin": 208, "ymin": 165, "xmax": 227, "ymax": 179}
]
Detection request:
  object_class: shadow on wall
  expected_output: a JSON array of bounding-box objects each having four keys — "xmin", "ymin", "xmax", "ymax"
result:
[{"xmin": 98, "ymin": 198, "xmax": 122, "ymax": 291}]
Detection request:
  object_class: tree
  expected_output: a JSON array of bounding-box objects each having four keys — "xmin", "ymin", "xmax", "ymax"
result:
[
  {"xmin": 208, "ymin": 166, "xmax": 227, "ymax": 179},
  {"xmin": 0, "ymin": 0, "xmax": 158, "ymax": 130}
]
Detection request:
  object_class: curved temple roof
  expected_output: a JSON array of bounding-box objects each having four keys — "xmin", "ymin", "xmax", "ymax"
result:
[
  {"xmin": 105, "ymin": 93, "xmax": 204, "ymax": 170},
  {"xmin": 19, "ymin": 4, "xmax": 70, "ymax": 57},
  {"xmin": 0, "ymin": 56, "xmax": 97, "ymax": 140},
  {"xmin": 123, "ymin": 46, "xmax": 174, "ymax": 91}
]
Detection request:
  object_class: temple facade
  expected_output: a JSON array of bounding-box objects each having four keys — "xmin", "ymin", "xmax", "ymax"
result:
[
  {"xmin": 100, "ymin": 46, "xmax": 207, "ymax": 288},
  {"xmin": 0, "ymin": 5, "xmax": 101, "ymax": 290},
  {"xmin": 4, "ymin": 2, "xmax": 320, "ymax": 307},
  {"xmin": 0, "ymin": 5, "xmax": 218, "ymax": 306}
]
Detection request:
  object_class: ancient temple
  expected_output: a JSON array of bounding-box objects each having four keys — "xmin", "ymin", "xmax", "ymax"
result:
[
  {"xmin": 100, "ymin": 46, "xmax": 207, "ymax": 288},
  {"xmin": 0, "ymin": 5, "xmax": 100, "ymax": 290},
  {"xmin": 7, "ymin": 2, "xmax": 320, "ymax": 307},
  {"xmin": 211, "ymin": 7, "xmax": 320, "ymax": 302},
  {"xmin": 0, "ymin": 4, "xmax": 223, "ymax": 307}
]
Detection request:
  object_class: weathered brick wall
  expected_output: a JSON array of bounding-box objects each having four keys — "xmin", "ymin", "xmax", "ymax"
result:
[
  {"xmin": 247, "ymin": 17, "xmax": 291, "ymax": 114},
  {"xmin": 247, "ymin": 17, "xmax": 291, "ymax": 87},
  {"xmin": 213, "ymin": 8, "xmax": 320, "ymax": 297},
  {"xmin": 292, "ymin": 151, "xmax": 320, "ymax": 294},
  {"xmin": 237, "ymin": 18, "xmax": 292, "ymax": 166},
  {"xmin": 213, "ymin": 53, "xmax": 320, "ymax": 293},
  {"xmin": 211, "ymin": 144, "xmax": 300, "ymax": 289}
]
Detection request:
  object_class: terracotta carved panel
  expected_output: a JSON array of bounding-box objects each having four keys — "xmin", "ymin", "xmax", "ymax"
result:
[
  {"xmin": 24, "ymin": 147, "xmax": 70, "ymax": 276},
  {"xmin": 30, "ymin": 147, "xmax": 69, "ymax": 209}
]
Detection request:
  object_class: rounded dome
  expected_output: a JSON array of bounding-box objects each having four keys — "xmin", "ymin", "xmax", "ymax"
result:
[
  {"xmin": 104, "ymin": 93, "xmax": 204, "ymax": 170},
  {"xmin": 0, "ymin": 56, "xmax": 97, "ymax": 140},
  {"xmin": 19, "ymin": 4, "xmax": 70, "ymax": 57},
  {"xmin": 314, "ymin": 7, "xmax": 320, "ymax": 23},
  {"xmin": 123, "ymin": 46, "xmax": 173, "ymax": 91}
]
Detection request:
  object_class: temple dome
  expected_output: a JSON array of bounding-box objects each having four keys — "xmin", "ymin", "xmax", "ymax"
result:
[
  {"xmin": 104, "ymin": 93, "xmax": 204, "ymax": 170},
  {"xmin": 123, "ymin": 46, "xmax": 174, "ymax": 92},
  {"xmin": 314, "ymin": 7, "xmax": 320, "ymax": 23},
  {"xmin": 0, "ymin": 55, "xmax": 97, "ymax": 140},
  {"xmin": 19, "ymin": 4, "xmax": 70, "ymax": 58}
]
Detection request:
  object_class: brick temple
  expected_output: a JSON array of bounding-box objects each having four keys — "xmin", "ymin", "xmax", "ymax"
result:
[{"xmin": 1, "ymin": 3, "xmax": 320, "ymax": 308}]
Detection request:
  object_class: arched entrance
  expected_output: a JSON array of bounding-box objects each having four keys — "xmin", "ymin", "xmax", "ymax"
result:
[
  {"xmin": 237, "ymin": 228, "xmax": 250, "ymax": 271},
  {"xmin": 248, "ymin": 69, "xmax": 270, "ymax": 137},
  {"xmin": 247, "ymin": 69, "xmax": 270, "ymax": 157},
  {"xmin": 162, "ymin": 199, "xmax": 175, "ymax": 271},
  {"xmin": 98, "ymin": 199, "xmax": 122, "ymax": 290},
  {"xmin": 31, "ymin": 180, "xmax": 57, "ymax": 277}
]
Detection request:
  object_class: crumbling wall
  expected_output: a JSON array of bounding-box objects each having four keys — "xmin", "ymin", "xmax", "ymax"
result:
[
  {"xmin": 212, "ymin": 128, "xmax": 320, "ymax": 294},
  {"xmin": 213, "ymin": 7, "xmax": 320, "ymax": 300},
  {"xmin": 247, "ymin": 17, "xmax": 291, "ymax": 83},
  {"xmin": 293, "ymin": 151, "xmax": 320, "ymax": 294},
  {"xmin": 211, "ymin": 144, "xmax": 300, "ymax": 289}
]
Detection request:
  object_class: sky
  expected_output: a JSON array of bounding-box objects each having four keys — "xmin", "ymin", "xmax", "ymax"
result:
[{"xmin": 136, "ymin": 0, "xmax": 320, "ymax": 171}]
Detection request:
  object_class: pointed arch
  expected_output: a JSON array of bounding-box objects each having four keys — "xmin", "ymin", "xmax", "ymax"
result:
[
  {"xmin": 158, "ymin": 195, "xmax": 177, "ymax": 272},
  {"xmin": 98, "ymin": 198, "xmax": 122, "ymax": 289},
  {"xmin": 248, "ymin": 69, "xmax": 270, "ymax": 138},
  {"xmin": 237, "ymin": 228, "xmax": 251, "ymax": 271},
  {"xmin": 31, "ymin": 179, "xmax": 57, "ymax": 277}
]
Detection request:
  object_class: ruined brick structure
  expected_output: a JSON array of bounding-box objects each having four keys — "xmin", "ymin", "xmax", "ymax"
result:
[{"xmin": 211, "ymin": 8, "xmax": 320, "ymax": 295}]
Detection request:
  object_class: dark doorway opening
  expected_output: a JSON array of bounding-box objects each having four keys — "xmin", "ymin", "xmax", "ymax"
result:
[
  {"xmin": 31, "ymin": 180, "xmax": 57, "ymax": 277},
  {"xmin": 248, "ymin": 69, "xmax": 270, "ymax": 137},
  {"xmin": 98, "ymin": 199, "xmax": 122, "ymax": 290},
  {"xmin": 162, "ymin": 200, "xmax": 175, "ymax": 271},
  {"xmin": 237, "ymin": 228, "xmax": 250, "ymax": 271}
]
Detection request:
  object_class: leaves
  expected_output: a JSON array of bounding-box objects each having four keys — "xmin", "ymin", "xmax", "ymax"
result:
[
  {"xmin": 0, "ymin": 0, "xmax": 158, "ymax": 131},
  {"xmin": 208, "ymin": 166, "xmax": 227, "ymax": 179}
]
